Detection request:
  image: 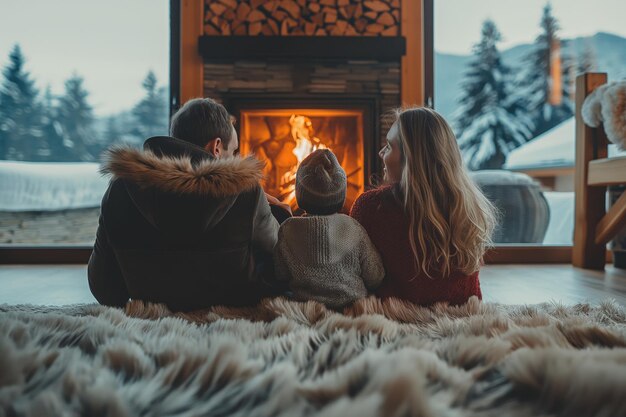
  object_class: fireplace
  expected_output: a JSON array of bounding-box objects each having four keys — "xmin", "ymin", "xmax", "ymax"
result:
[
  {"xmin": 197, "ymin": 0, "xmax": 408, "ymax": 210},
  {"xmin": 239, "ymin": 108, "xmax": 365, "ymax": 211}
]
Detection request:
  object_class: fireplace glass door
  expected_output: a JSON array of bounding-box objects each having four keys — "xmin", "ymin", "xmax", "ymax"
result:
[{"xmin": 239, "ymin": 109, "xmax": 365, "ymax": 212}]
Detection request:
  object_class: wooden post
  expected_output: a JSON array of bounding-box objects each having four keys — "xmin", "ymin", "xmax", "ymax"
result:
[
  {"xmin": 573, "ymin": 72, "xmax": 608, "ymax": 270},
  {"xmin": 401, "ymin": 0, "xmax": 424, "ymax": 106},
  {"xmin": 180, "ymin": 0, "xmax": 204, "ymax": 105}
]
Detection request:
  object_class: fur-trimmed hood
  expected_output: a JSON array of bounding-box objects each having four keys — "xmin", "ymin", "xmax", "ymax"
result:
[
  {"xmin": 99, "ymin": 136, "xmax": 265, "ymax": 236},
  {"xmin": 101, "ymin": 137, "xmax": 264, "ymax": 197}
]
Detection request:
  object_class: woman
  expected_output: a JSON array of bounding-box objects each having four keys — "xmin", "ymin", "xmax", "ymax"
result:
[{"xmin": 350, "ymin": 107, "xmax": 497, "ymax": 305}]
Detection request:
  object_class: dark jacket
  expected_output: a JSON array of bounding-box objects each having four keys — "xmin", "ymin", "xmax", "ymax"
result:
[{"xmin": 88, "ymin": 136, "xmax": 280, "ymax": 311}]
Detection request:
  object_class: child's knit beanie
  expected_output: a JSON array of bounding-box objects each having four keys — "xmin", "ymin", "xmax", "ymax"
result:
[{"xmin": 295, "ymin": 149, "xmax": 347, "ymax": 214}]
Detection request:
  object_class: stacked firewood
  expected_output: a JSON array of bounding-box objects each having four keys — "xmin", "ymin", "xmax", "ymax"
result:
[{"xmin": 204, "ymin": 0, "xmax": 400, "ymax": 36}]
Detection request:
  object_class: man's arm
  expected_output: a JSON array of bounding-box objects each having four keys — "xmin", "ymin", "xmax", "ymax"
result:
[
  {"xmin": 251, "ymin": 187, "xmax": 280, "ymax": 255},
  {"xmin": 87, "ymin": 191, "xmax": 130, "ymax": 307}
]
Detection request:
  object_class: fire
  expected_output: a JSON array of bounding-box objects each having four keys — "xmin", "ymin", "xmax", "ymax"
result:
[{"xmin": 279, "ymin": 114, "xmax": 328, "ymax": 207}]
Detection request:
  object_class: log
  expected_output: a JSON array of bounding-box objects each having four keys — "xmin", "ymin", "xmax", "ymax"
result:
[
  {"xmin": 236, "ymin": 2, "xmax": 251, "ymax": 20},
  {"xmin": 364, "ymin": 11, "xmax": 378, "ymax": 20},
  {"xmin": 286, "ymin": 17, "xmax": 298, "ymax": 27},
  {"xmin": 204, "ymin": 24, "xmax": 219, "ymax": 35},
  {"xmin": 209, "ymin": 3, "xmax": 227, "ymax": 16},
  {"xmin": 267, "ymin": 18, "xmax": 279, "ymax": 34},
  {"xmin": 377, "ymin": 12, "xmax": 395, "ymax": 26},
  {"xmin": 247, "ymin": 10, "xmax": 265, "ymax": 22},
  {"xmin": 364, "ymin": 1, "xmax": 390, "ymax": 12},
  {"xmin": 338, "ymin": 0, "xmax": 350, "ymax": 6},
  {"xmin": 309, "ymin": 3, "xmax": 321, "ymax": 13},
  {"xmin": 344, "ymin": 4, "xmax": 357, "ymax": 18},
  {"xmin": 297, "ymin": 0, "xmax": 306, "ymax": 6},
  {"xmin": 355, "ymin": 4, "xmax": 363, "ymax": 18},
  {"xmin": 218, "ymin": 0, "xmax": 238, "ymax": 9},
  {"xmin": 262, "ymin": 26, "xmax": 274, "ymax": 35},
  {"xmin": 280, "ymin": 0, "xmax": 301, "ymax": 19},
  {"xmin": 335, "ymin": 19, "xmax": 348, "ymax": 32},
  {"xmin": 331, "ymin": 20, "xmax": 348, "ymax": 35},
  {"xmin": 366, "ymin": 23, "xmax": 385, "ymax": 33},
  {"xmin": 220, "ymin": 22, "xmax": 231, "ymax": 35},
  {"xmin": 304, "ymin": 22, "xmax": 317, "ymax": 35},
  {"xmin": 281, "ymin": 19, "xmax": 289, "ymax": 35},
  {"xmin": 262, "ymin": 1, "xmax": 278, "ymax": 13},
  {"xmin": 344, "ymin": 24, "xmax": 358, "ymax": 36},
  {"xmin": 249, "ymin": 21, "xmax": 263, "ymax": 35},
  {"xmin": 233, "ymin": 24, "xmax": 247, "ymax": 35},
  {"xmin": 251, "ymin": 0, "xmax": 265, "ymax": 9},
  {"xmin": 320, "ymin": 0, "xmax": 336, "ymax": 5},
  {"xmin": 391, "ymin": 0, "xmax": 400, "ymax": 7},
  {"xmin": 325, "ymin": 11, "xmax": 338, "ymax": 23},
  {"xmin": 315, "ymin": 28, "xmax": 327, "ymax": 36},
  {"xmin": 204, "ymin": 11, "xmax": 214, "ymax": 22},
  {"xmin": 392, "ymin": 9, "xmax": 399, "ymax": 21}
]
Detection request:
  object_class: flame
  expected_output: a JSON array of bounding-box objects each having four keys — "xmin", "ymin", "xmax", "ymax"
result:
[{"xmin": 279, "ymin": 114, "xmax": 328, "ymax": 207}]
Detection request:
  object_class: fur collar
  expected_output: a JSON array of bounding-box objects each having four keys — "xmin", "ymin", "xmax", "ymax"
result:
[{"xmin": 101, "ymin": 146, "xmax": 265, "ymax": 197}]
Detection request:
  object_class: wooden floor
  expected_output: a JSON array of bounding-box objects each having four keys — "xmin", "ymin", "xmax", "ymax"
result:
[{"xmin": 1, "ymin": 264, "xmax": 626, "ymax": 306}]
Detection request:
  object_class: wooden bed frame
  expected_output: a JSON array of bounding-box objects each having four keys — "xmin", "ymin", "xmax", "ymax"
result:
[{"xmin": 573, "ymin": 72, "xmax": 626, "ymax": 270}]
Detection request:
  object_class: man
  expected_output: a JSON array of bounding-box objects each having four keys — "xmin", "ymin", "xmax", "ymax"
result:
[{"xmin": 88, "ymin": 98, "xmax": 288, "ymax": 310}]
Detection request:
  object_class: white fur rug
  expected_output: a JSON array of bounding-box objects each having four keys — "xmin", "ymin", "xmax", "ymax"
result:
[{"xmin": 1, "ymin": 297, "xmax": 626, "ymax": 417}]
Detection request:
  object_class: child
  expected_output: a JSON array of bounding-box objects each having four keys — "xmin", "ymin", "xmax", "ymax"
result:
[{"xmin": 273, "ymin": 149, "xmax": 385, "ymax": 310}]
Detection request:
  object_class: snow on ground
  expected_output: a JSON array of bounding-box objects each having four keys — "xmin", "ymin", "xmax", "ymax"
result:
[
  {"xmin": 543, "ymin": 191, "xmax": 574, "ymax": 245},
  {"xmin": 0, "ymin": 161, "xmax": 109, "ymax": 211}
]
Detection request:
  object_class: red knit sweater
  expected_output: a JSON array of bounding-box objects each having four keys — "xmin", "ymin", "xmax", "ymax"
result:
[{"xmin": 350, "ymin": 185, "xmax": 482, "ymax": 306}]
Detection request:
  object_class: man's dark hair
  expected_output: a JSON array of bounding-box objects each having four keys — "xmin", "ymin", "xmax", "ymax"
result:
[{"xmin": 169, "ymin": 98, "xmax": 233, "ymax": 150}]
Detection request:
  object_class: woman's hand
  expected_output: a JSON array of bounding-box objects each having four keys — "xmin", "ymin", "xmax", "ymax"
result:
[{"xmin": 265, "ymin": 193, "xmax": 293, "ymax": 215}]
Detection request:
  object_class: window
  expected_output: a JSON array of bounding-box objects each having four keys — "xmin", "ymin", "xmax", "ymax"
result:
[
  {"xmin": 0, "ymin": 0, "xmax": 169, "ymax": 245},
  {"xmin": 435, "ymin": 0, "xmax": 626, "ymax": 245}
]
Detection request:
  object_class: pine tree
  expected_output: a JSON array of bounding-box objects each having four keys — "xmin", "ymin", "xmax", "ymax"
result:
[
  {"xmin": 456, "ymin": 20, "xmax": 533, "ymax": 170},
  {"xmin": 56, "ymin": 74, "xmax": 95, "ymax": 161},
  {"xmin": 0, "ymin": 44, "xmax": 43, "ymax": 161},
  {"xmin": 577, "ymin": 42, "xmax": 597, "ymax": 74},
  {"xmin": 132, "ymin": 71, "xmax": 168, "ymax": 139},
  {"xmin": 518, "ymin": 3, "xmax": 574, "ymax": 137}
]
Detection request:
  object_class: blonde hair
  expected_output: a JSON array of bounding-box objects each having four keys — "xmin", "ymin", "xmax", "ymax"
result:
[{"xmin": 393, "ymin": 107, "xmax": 497, "ymax": 278}]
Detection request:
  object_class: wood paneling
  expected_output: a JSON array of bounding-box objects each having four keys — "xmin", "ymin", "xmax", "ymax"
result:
[
  {"xmin": 180, "ymin": 0, "xmax": 203, "ymax": 104},
  {"xmin": 400, "ymin": 0, "xmax": 423, "ymax": 106}
]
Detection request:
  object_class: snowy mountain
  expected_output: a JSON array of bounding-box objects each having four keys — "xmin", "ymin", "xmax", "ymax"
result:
[{"xmin": 435, "ymin": 32, "xmax": 626, "ymax": 122}]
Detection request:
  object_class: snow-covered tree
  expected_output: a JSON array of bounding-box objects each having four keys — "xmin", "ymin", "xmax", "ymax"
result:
[
  {"xmin": 518, "ymin": 3, "xmax": 574, "ymax": 137},
  {"xmin": 0, "ymin": 44, "xmax": 43, "ymax": 161},
  {"xmin": 577, "ymin": 42, "xmax": 597, "ymax": 74},
  {"xmin": 456, "ymin": 20, "xmax": 533, "ymax": 170},
  {"xmin": 56, "ymin": 74, "xmax": 95, "ymax": 161},
  {"xmin": 132, "ymin": 71, "xmax": 168, "ymax": 139}
]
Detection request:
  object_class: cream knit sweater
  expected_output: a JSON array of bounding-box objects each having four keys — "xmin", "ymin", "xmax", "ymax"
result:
[{"xmin": 273, "ymin": 214, "xmax": 385, "ymax": 310}]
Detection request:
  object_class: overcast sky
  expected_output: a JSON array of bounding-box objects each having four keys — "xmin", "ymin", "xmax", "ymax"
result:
[
  {"xmin": 436, "ymin": 0, "xmax": 626, "ymax": 54},
  {"xmin": 0, "ymin": 1, "xmax": 623, "ymax": 115},
  {"xmin": 0, "ymin": 0, "xmax": 169, "ymax": 116}
]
